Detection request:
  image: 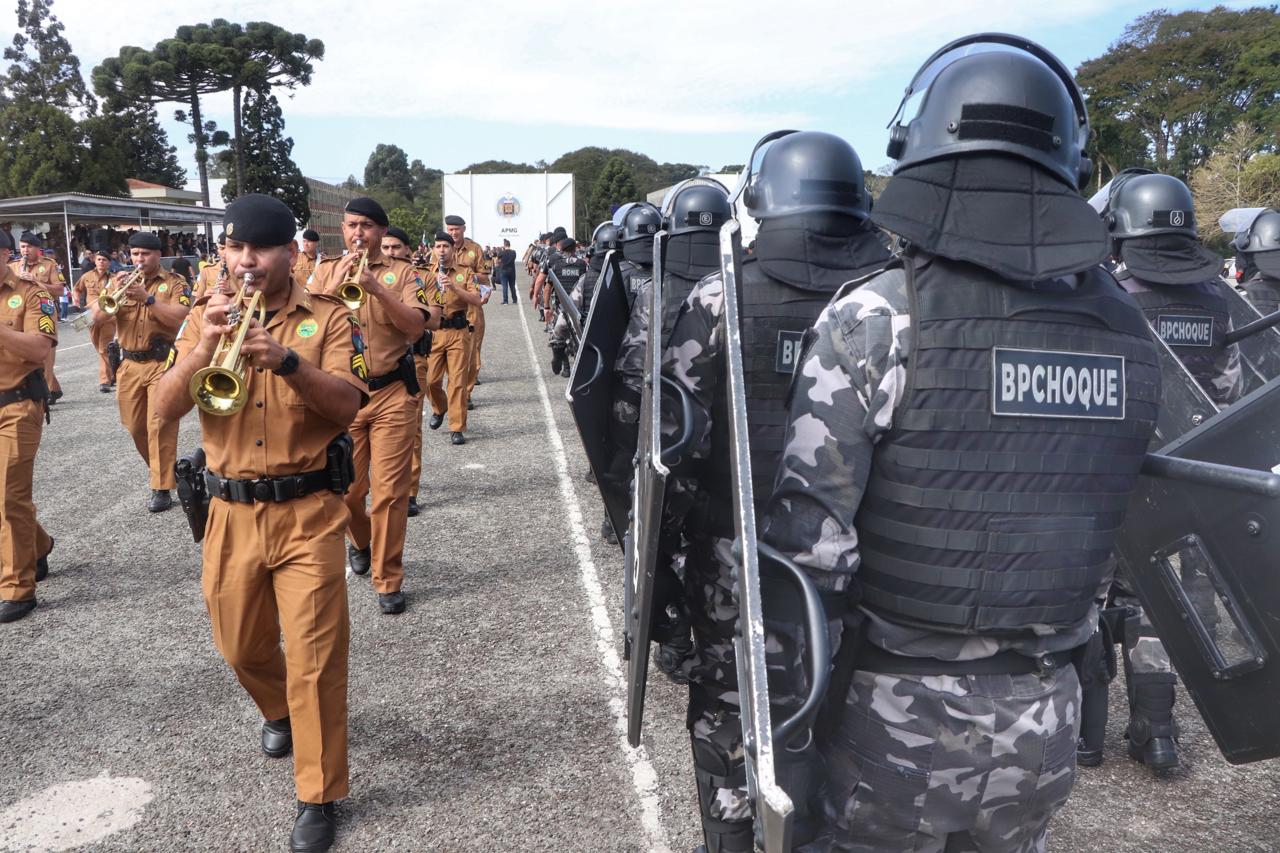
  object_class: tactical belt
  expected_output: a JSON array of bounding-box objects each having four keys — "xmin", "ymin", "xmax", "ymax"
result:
[
  {"xmin": 440, "ymin": 311, "xmax": 470, "ymax": 330},
  {"xmin": 121, "ymin": 341, "xmax": 173, "ymax": 362},
  {"xmin": 0, "ymin": 370, "xmax": 49, "ymax": 409},
  {"xmin": 367, "ymin": 352, "xmax": 421, "ymax": 394},
  {"xmin": 367, "ymin": 368, "xmax": 405, "ymax": 392},
  {"xmin": 857, "ymin": 644, "xmax": 1074, "ymax": 677},
  {"xmin": 205, "ymin": 468, "xmax": 331, "ymax": 504}
]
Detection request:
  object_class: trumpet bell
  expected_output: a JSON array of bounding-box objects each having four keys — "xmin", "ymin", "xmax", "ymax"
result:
[
  {"xmin": 98, "ymin": 295, "xmax": 121, "ymax": 315},
  {"xmin": 71, "ymin": 311, "xmax": 92, "ymax": 332},
  {"xmin": 337, "ymin": 283, "xmax": 365, "ymax": 310},
  {"xmin": 190, "ymin": 365, "xmax": 249, "ymax": 416}
]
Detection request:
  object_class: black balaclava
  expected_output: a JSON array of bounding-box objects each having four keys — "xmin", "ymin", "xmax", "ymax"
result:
[
  {"xmin": 621, "ymin": 236, "xmax": 654, "ymax": 267},
  {"xmin": 1117, "ymin": 234, "xmax": 1222, "ymax": 285},
  {"xmin": 664, "ymin": 231, "xmax": 720, "ymax": 282},
  {"xmin": 752, "ymin": 213, "xmax": 892, "ymax": 290}
]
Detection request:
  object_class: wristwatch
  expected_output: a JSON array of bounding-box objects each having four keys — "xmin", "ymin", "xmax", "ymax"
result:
[
  {"xmin": 273, "ymin": 348, "xmax": 300, "ymax": 376},
  {"xmin": 144, "ymin": 295, "xmax": 156, "ymax": 307}
]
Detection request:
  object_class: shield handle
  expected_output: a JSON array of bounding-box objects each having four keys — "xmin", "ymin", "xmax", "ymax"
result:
[{"xmin": 759, "ymin": 542, "xmax": 832, "ymax": 748}]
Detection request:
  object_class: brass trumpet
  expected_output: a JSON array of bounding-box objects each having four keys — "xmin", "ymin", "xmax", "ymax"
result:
[
  {"xmin": 98, "ymin": 267, "xmax": 145, "ymax": 315},
  {"xmin": 337, "ymin": 240, "xmax": 368, "ymax": 310},
  {"xmin": 189, "ymin": 274, "xmax": 266, "ymax": 416}
]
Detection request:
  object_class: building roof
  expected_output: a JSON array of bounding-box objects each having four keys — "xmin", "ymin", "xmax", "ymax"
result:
[{"xmin": 0, "ymin": 191, "xmax": 224, "ymax": 227}]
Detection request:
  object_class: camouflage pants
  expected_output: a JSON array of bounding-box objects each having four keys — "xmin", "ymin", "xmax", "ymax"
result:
[
  {"xmin": 684, "ymin": 535, "xmax": 754, "ymax": 834},
  {"xmin": 1113, "ymin": 591, "xmax": 1172, "ymax": 676},
  {"xmin": 802, "ymin": 667, "xmax": 1080, "ymax": 853},
  {"xmin": 551, "ymin": 312, "xmax": 571, "ymax": 345}
]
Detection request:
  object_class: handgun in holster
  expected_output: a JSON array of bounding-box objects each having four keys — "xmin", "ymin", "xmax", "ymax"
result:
[
  {"xmin": 397, "ymin": 351, "xmax": 421, "ymax": 396},
  {"xmin": 326, "ymin": 434, "xmax": 356, "ymax": 494},
  {"xmin": 107, "ymin": 340, "xmax": 122, "ymax": 373},
  {"xmin": 175, "ymin": 447, "xmax": 210, "ymax": 543}
]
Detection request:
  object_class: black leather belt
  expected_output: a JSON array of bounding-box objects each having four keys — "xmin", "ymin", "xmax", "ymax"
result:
[
  {"xmin": 121, "ymin": 343, "xmax": 172, "ymax": 362},
  {"xmin": 205, "ymin": 468, "xmax": 331, "ymax": 504},
  {"xmin": 0, "ymin": 376, "xmax": 45, "ymax": 408},
  {"xmin": 367, "ymin": 368, "xmax": 405, "ymax": 392},
  {"xmin": 857, "ymin": 644, "xmax": 1073, "ymax": 677},
  {"xmin": 441, "ymin": 312, "xmax": 470, "ymax": 329}
]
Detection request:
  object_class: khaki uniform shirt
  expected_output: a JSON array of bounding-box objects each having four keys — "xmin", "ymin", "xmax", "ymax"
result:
[
  {"xmin": 293, "ymin": 251, "xmax": 318, "ymax": 285},
  {"xmin": 433, "ymin": 239, "xmax": 490, "ymax": 322},
  {"xmin": 0, "ymin": 267, "xmax": 57, "ymax": 389},
  {"xmin": 75, "ymin": 268, "xmax": 113, "ymax": 308},
  {"xmin": 309, "ymin": 254, "xmax": 430, "ymax": 377},
  {"xmin": 433, "ymin": 265, "xmax": 479, "ymax": 317},
  {"xmin": 173, "ymin": 280, "xmax": 369, "ymax": 479},
  {"xmin": 114, "ymin": 270, "xmax": 191, "ymax": 352},
  {"xmin": 9, "ymin": 257, "xmax": 64, "ymax": 299},
  {"xmin": 193, "ymin": 261, "xmax": 227, "ymax": 301}
]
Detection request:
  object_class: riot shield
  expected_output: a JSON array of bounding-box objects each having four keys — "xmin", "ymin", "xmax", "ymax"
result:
[
  {"xmin": 567, "ymin": 249, "xmax": 631, "ymax": 549},
  {"xmin": 1117, "ymin": 375, "xmax": 1280, "ymax": 764},
  {"xmin": 548, "ymin": 268, "xmax": 582, "ymax": 342},
  {"xmin": 721, "ymin": 219, "xmax": 830, "ymax": 853},
  {"xmin": 1149, "ymin": 335, "xmax": 1219, "ymax": 449},
  {"xmin": 1222, "ymin": 283, "xmax": 1280, "ymax": 389}
]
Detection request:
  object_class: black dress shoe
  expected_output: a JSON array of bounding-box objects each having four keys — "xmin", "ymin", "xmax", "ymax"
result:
[
  {"xmin": 35, "ymin": 537, "xmax": 53, "ymax": 582},
  {"xmin": 0, "ymin": 598, "xmax": 36, "ymax": 623},
  {"xmin": 451, "ymin": 431, "xmax": 466, "ymax": 445},
  {"xmin": 148, "ymin": 489, "xmax": 173, "ymax": 513},
  {"xmin": 347, "ymin": 544, "xmax": 371, "ymax": 576},
  {"xmin": 378, "ymin": 591, "xmax": 406, "ymax": 614},
  {"xmin": 99, "ymin": 383, "xmax": 112, "ymax": 393},
  {"xmin": 467, "ymin": 399, "xmax": 476, "ymax": 410},
  {"xmin": 407, "ymin": 497, "xmax": 420, "ymax": 518},
  {"xmin": 475, "ymin": 377, "xmax": 481, "ymax": 386},
  {"xmin": 428, "ymin": 412, "xmax": 444, "ymax": 430},
  {"xmin": 261, "ymin": 717, "xmax": 292, "ymax": 758},
  {"xmin": 290, "ymin": 801, "xmax": 337, "ymax": 853}
]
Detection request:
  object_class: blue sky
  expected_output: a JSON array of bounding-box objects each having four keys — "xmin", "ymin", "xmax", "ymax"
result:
[{"xmin": 48, "ymin": 0, "xmax": 1256, "ymax": 185}]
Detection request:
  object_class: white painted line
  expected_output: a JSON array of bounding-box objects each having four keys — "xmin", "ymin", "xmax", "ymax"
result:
[
  {"xmin": 0, "ymin": 775, "xmax": 153, "ymax": 852},
  {"xmin": 59, "ymin": 342, "xmax": 94, "ymax": 351},
  {"xmin": 516, "ymin": 307, "xmax": 671, "ymax": 853}
]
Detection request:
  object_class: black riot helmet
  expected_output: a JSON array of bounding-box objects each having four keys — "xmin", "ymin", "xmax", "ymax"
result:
[
  {"xmin": 886, "ymin": 33, "xmax": 1093, "ymax": 189},
  {"xmin": 1234, "ymin": 210, "xmax": 1280, "ymax": 256},
  {"xmin": 660, "ymin": 179, "xmax": 732, "ymax": 235},
  {"xmin": 591, "ymin": 221, "xmax": 620, "ymax": 253},
  {"xmin": 737, "ymin": 130, "xmax": 868, "ymax": 220},
  {"xmin": 618, "ymin": 202, "xmax": 662, "ymax": 243},
  {"xmin": 1105, "ymin": 172, "xmax": 1200, "ymax": 240}
]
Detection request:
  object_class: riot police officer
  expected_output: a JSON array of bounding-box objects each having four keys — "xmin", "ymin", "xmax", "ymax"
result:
[
  {"xmin": 1234, "ymin": 209, "xmax": 1280, "ymax": 316},
  {"xmin": 542, "ymin": 237, "xmax": 589, "ymax": 376},
  {"xmin": 659, "ymin": 132, "xmax": 890, "ymax": 852},
  {"xmin": 762, "ymin": 36, "xmax": 1161, "ymax": 850},
  {"xmin": 549, "ymin": 221, "xmax": 617, "ymax": 364}
]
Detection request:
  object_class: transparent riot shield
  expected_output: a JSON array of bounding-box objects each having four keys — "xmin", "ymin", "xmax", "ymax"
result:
[
  {"xmin": 1222, "ymin": 283, "xmax": 1280, "ymax": 390},
  {"xmin": 567, "ymin": 249, "xmax": 631, "ymax": 549},
  {"xmin": 1117, "ymin": 375, "xmax": 1280, "ymax": 764},
  {"xmin": 720, "ymin": 219, "xmax": 830, "ymax": 852}
]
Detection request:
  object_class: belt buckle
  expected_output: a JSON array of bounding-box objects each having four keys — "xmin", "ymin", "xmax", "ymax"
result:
[
  {"xmin": 252, "ymin": 479, "xmax": 273, "ymax": 502},
  {"xmin": 1033, "ymin": 653, "xmax": 1060, "ymax": 678}
]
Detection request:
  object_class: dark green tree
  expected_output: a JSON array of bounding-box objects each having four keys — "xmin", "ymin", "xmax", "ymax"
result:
[
  {"xmin": 83, "ymin": 104, "xmax": 186, "ymax": 187},
  {"xmin": 363, "ymin": 143, "xmax": 413, "ymax": 196},
  {"xmin": 587, "ymin": 156, "xmax": 639, "ymax": 228},
  {"xmin": 460, "ymin": 159, "xmax": 538, "ymax": 174},
  {"xmin": 3, "ymin": 0, "xmax": 93, "ymax": 110},
  {"xmin": 217, "ymin": 87, "xmax": 309, "ymax": 224}
]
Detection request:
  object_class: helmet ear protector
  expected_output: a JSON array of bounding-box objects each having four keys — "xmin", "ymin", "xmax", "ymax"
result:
[
  {"xmin": 735, "ymin": 129, "xmax": 800, "ymax": 210},
  {"xmin": 885, "ymin": 32, "xmax": 1093, "ymax": 189}
]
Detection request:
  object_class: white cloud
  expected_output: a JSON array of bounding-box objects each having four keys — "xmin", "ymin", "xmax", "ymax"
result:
[{"xmin": 53, "ymin": 0, "xmax": 1116, "ymax": 133}]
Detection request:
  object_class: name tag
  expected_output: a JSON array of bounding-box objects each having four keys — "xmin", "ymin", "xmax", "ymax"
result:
[
  {"xmin": 992, "ymin": 348, "xmax": 1126, "ymax": 420},
  {"xmin": 1156, "ymin": 314, "xmax": 1214, "ymax": 347},
  {"xmin": 776, "ymin": 329, "xmax": 805, "ymax": 374}
]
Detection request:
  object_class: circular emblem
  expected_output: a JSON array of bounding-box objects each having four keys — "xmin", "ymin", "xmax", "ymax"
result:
[
  {"xmin": 383, "ymin": 272, "xmax": 396, "ymax": 285},
  {"xmin": 158, "ymin": 284, "xmax": 169, "ymax": 293},
  {"xmin": 6, "ymin": 295, "xmax": 21, "ymax": 309},
  {"xmin": 37, "ymin": 266, "xmax": 45, "ymax": 275},
  {"xmin": 454, "ymin": 273, "xmax": 465, "ymax": 283},
  {"xmin": 496, "ymin": 194, "xmax": 521, "ymax": 218},
  {"xmin": 467, "ymin": 250, "xmax": 475, "ymax": 259},
  {"xmin": 297, "ymin": 319, "xmax": 318, "ymax": 338},
  {"xmin": 226, "ymin": 223, "xmax": 235, "ymax": 237}
]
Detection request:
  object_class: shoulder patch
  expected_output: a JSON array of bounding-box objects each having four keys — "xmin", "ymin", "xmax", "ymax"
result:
[
  {"xmin": 348, "ymin": 315, "xmax": 368, "ymax": 381},
  {"xmin": 992, "ymin": 348, "xmax": 1126, "ymax": 420}
]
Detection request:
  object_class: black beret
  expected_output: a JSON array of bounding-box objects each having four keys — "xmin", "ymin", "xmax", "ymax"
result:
[
  {"xmin": 444, "ymin": 215, "xmax": 466, "ymax": 227},
  {"xmin": 552, "ymin": 226, "xmax": 567, "ymax": 238},
  {"xmin": 94, "ymin": 249, "xmax": 111, "ymax": 259},
  {"xmin": 558, "ymin": 237, "xmax": 577, "ymax": 251},
  {"xmin": 301, "ymin": 229, "xmax": 320, "ymax": 242},
  {"xmin": 19, "ymin": 231, "xmax": 44, "ymax": 248},
  {"xmin": 129, "ymin": 232, "xmax": 162, "ymax": 251},
  {"xmin": 345, "ymin": 197, "xmax": 388, "ymax": 227},
  {"xmin": 223, "ymin": 194, "xmax": 297, "ymax": 247},
  {"xmin": 385, "ymin": 226, "xmax": 413, "ymax": 247},
  {"xmin": 216, "ymin": 231, "xmax": 226, "ymax": 245},
  {"xmin": 433, "ymin": 230, "xmax": 454, "ymax": 245}
]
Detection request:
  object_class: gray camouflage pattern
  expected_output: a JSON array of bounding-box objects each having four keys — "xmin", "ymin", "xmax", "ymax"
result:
[
  {"xmin": 614, "ymin": 273, "xmax": 655, "ymax": 397},
  {"xmin": 550, "ymin": 278, "xmax": 584, "ymax": 344}
]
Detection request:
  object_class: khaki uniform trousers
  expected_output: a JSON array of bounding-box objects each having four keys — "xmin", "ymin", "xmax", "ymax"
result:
[
  {"xmin": 410, "ymin": 354, "xmax": 429, "ymax": 499},
  {"xmin": 0, "ymin": 399, "xmax": 51, "ymax": 602},
  {"xmin": 91, "ymin": 319, "xmax": 117, "ymax": 385},
  {"xmin": 466, "ymin": 305, "xmax": 486, "ymax": 397},
  {"xmin": 345, "ymin": 381, "xmax": 414, "ymax": 594},
  {"xmin": 426, "ymin": 328, "xmax": 471, "ymax": 433},
  {"xmin": 43, "ymin": 349, "xmax": 59, "ymax": 394},
  {"xmin": 202, "ymin": 491, "xmax": 350, "ymax": 803},
  {"xmin": 116, "ymin": 358, "xmax": 179, "ymax": 490}
]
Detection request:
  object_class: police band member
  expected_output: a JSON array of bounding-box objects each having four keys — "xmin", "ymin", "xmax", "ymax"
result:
[
  {"xmin": 1234, "ymin": 208, "xmax": 1280, "ymax": 316},
  {"xmin": 426, "ymin": 231, "xmax": 483, "ymax": 444},
  {"xmin": 658, "ymin": 133, "xmax": 889, "ymax": 851},
  {"xmin": 156, "ymin": 194, "xmax": 367, "ymax": 853},
  {"xmin": 10, "ymin": 232, "xmax": 64, "ymax": 404},
  {"xmin": 381, "ymin": 226, "xmax": 439, "ymax": 517},
  {"xmin": 193, "ymin": 232, "xmax": 228, "ymax": 300},
  {"xmin": 310, "ymin": 198, "xmax": 436, "ymax": 614},
  {"xmin": 544, "ymin": 236, "xmax": 589, "ymax": 377},
  {"xmin": 100, "ymin": 232, "xmax": 191, "ymax": 512},
  {"xmin": 0, "ymin": 228, "xmax": 56, "ymax": 624},
  {"xmin": 74, "ymin": 249, "xmax": 118, "ymax": 392},
  {"xmin": 762, "ymin": 37, "xmax": 1161, "ymax": 850},
  {"xmin": 293, "ymin": 228, "xmax": 321, "ymax": 284},
  {"xmin": 441, "ymin": 215, "xmax": 491, "ymax": 408}
]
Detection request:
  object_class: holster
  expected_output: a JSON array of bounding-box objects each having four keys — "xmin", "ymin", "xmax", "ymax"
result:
[
  {"xmin": 107, "ymin": 339, "xmax": 122, "ymax": 373},
  {"xmin": 175, "ymin": 447, "xmax": 210, "ymax": 543},
  {"xmin": 398, "ymin": 351, "xmax": 421, "ymax": 396},
  {"xmin": 412, "ymin": 331, "xmax": 432, "ymax": 357},
  {"xmin": 326, "ymin": 433, "xmax": 356, "ymax": 494}
]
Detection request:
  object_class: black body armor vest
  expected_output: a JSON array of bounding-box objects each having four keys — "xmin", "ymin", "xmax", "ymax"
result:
[
  {"xmin": 855, "ymin": 257, "xmax": 1161, "ymax": 635},
  {"xmin": 1118, "ymin": 274, "xmax": 1233, "ymax": 404},
  {"xmin": 618, "ymin": 260, "xmax": 651, "ymax": 311},
  {"xmin": 1242, "ymin": 273, "xmax": 1280, "ymax": 317},
  {"xmin": 550, "ymin": 254, "xmax": 587, "ymax": 302}
]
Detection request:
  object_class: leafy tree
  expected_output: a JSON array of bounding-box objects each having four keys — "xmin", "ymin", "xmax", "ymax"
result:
[
  {"xmin": 587, "ymin": 156, "xmax": 639, "ymax": 228},
  {"xmin": 83, "ymin": 103, "xmax": 186, "ymax": 187},
  {"xmin": 341, "ymin": 174, "xmax": 362, "ymax": 191},
  {"xmin": 218, "ymin": 87, "xmax": 309, "ymax": 225},
  {"xmin": 3, "ymin": 0, "xmax": 93, "ymax": 111},
  {"xmin": 364, "ymin": 143, "xmax": 413, "ymax": 196},
  {"xmin": 718, "ymin": 164, "xmax": 745, "ymax": 174},
  {"xmin": 1078, "ymin": 6, "xmax": 1280, "ymax": 179},
  {"xmin": 1190, "ymin": 121, "xmax": 1280, "ymax": 245},
  {"xmin": 388, "ymin": 206, "xmax": 438, "ymax": 246},
  {"xmin": 460, "ymin": 159, "xmax": 538, "ymax": 174}
]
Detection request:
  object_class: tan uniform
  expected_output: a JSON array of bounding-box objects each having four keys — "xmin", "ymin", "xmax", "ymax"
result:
[
  {"xmin": 193, "ymin": 261, "xmax": 227, "ymax": 301},
  {"xmin": 74, "ymin": 268, "xmax": 117, "ymax": 384},
  {"xmin": 309, "ymin": 254, "xmax": 429, "ymax": 593},
  {"xmin": 173, "ymin": 280, "xmax": 367, "ymax": 804},
  {"xmin": 426, "ymin": 266, "xmax": 477, "ymax": 433},
  {"xmin": 9, "ymin": 258, "xmax": 63, "ymax": 394},
  {"xmin": 0, "ymin": 267, "xmax": 56, "ymax": 603},
  {"xmin": 292, "ymin": 251, "xmax": 318, "ymax": 285},
  {"xmin": 435, "ymin": 239, "xmax": 490, "ymax": 399},
  {"xmin": 115, "ymin": 269, "xmax": 191, "ymax": 490},
  {"xmin": 410, "ymin": 349, "xmax": 430, "ymax": 500}
]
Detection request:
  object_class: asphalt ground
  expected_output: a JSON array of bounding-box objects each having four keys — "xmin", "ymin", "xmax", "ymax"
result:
[{"xmin": 0, "ymin": 268, "xmax": 1277, "ymax": 852}]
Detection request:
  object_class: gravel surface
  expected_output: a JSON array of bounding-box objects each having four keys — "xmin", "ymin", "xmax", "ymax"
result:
[{"xmin": 1, "ymin": 272, "xmax": 1278, "ymax": 852}]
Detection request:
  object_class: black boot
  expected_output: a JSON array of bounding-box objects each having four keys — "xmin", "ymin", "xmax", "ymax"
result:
[
  {"xmin": 347, "ymin": 544, "xmax": 371, "ymax": 576},
  {"xmin": 35, "ymin": 537, "xmax": 54, "ymax": 583},
  {"xmin": 691, "ymin": 738, "xmax": 755, "ymax": 853},
  {"xmin": 1126, "ymin": 672, "xmax": 1180, "ymax": 771},
  {"xmin": 290, "ymin": 801, "xmax": 337, "ymax": 853},
  {"xmin": 148, "ymin": 489, "xmax": 173, "ymax": 513},
  {"xmin": 261, "ymin": 717, "xmax": 292, "ymax": 758},
  {"xmin": 0, "ymin": 598, "xmax": 36, "ymax": 623},
  {"xmin": 550, "ymin": 344, "xmax": 566, "ymax": 376}
]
